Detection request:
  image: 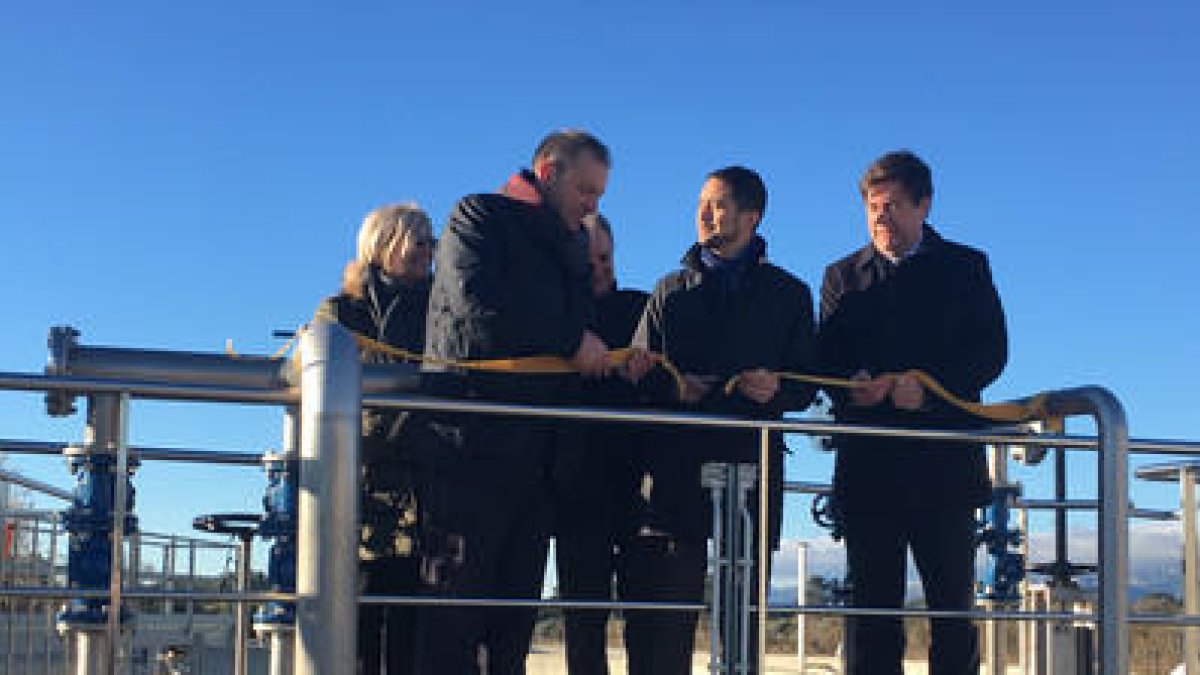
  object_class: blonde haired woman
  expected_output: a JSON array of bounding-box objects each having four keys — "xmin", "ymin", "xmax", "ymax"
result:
[{"xmin": 318, "ymin": 202, "xmax": 434, "ymax": 675}]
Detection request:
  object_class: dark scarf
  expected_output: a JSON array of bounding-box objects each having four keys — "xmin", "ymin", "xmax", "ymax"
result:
[{"xmin": 699, "ymin": 235, "xmax": 767, "ymax": 296}]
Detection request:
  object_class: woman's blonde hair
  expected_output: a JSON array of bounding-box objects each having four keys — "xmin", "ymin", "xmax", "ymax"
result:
[{"xmin": 341, "ymin": 202, "xmax": 433, "ymax": 296}]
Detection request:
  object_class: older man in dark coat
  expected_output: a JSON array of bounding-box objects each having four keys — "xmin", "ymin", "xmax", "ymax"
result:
[
  {"xmin": 817, "ymin": 150, "xmax": 1008, "ymax": 675},
  {"xmin": 418, "ymin": 130, "xmax": 614, "ymax": 674}
]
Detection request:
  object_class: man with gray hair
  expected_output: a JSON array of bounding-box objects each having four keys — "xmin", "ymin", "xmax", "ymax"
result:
[{"xmin": 418, "ymin": 129, "xmax": 616, "ymax": 674}]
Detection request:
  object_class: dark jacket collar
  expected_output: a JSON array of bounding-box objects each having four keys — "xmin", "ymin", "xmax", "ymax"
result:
[
  {"xmin": 682, "ymin": 235, "xmax": 768, "ymax": 274},
  {"xmin": 500, "ymin": 169, "xmax": 543, "ymax": 207},
  {"xmin": 854, "ymin": 224, "xmax": 945, "ymax": 273}
]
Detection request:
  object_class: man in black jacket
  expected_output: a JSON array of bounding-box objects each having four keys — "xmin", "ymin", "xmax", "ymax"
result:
[
  {"xmin": 817, "ymin": 150, "xmax": 1007, "ymax": 675},
  {"xmin": 627, "ymin": 166, "xmax": 817, "ymax": 674},
  {"xmin": 554, "ymin": 213, "xmax": 650, "ymax": 675},
  {"xmin": 419, "ymin": 130, "xmax": 614, "ymax": 674}
]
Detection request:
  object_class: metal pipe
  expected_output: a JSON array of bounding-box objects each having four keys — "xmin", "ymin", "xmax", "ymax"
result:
[
  {"xmin": 781, "ymin": 481, "xmax": 830, "ymax": 496},
  {"xmin": 1184, "ymin": 468, "xmax": 1200, "ymax": 674},
  {"xmin": 66, "ymin": 345, "xmax": 291, "ymax": 390},
  {"xmin": 0, "ymin": 370, "xmax": 1166, "ymax": 454},
  {"xmin": 0, "ymin": 467, "xmax": 73, "ymax": 501},
  {"xmin": 707, "ymin": 469, "xmax": 723, "ymax": 674},
  {"xmin": 0, "ymin": 440, "xmax": 262, "ymax": 465},
  {"xmin": 756, "ymin": 430, "xmax": 769, "ymax": 675},
  {"xmin": 294, "ymin": 320, "xmax": 360, "ymax": 675},
  {"xmin": 795, "ymin": 542, "xmax": 807, "ymax": 674},
  {"xmin": 1042, "ymin": 387, "xmax": 1129, "ymax": 674},
  {"xmin": 234, "ymin": 534, "xmax": 253, "ymax": 675},
  {"xmin": 106, "ymin": 393, "xmax": 131, "ymax": 675},
  {"xmin": 0, "ymin": 372, "xmax": 295, "ymax": 405}
]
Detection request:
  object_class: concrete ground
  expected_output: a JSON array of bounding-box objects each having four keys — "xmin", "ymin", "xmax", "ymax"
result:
[{"xmin": 525, "ymin": 647, "xmax": 1025, "ymax": 674}]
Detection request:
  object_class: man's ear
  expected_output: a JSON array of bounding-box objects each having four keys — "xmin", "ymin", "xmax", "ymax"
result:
[
  {"xmin": 741, "ymin": 210, "xmax": 762, "ymax": 231},
  {"xmin": 532, "ymin": 156, "xmax": 557, "ymax": 185}
]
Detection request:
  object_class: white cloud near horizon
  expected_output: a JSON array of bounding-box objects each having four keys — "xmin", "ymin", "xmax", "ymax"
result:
[{"xmin": 770, "ymin": 520, "xmax": 1189, "ymax": 601}]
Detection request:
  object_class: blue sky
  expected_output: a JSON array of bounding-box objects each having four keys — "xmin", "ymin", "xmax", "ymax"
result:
[{"xmin": 2, "ymin": 3, "xmax": 1199, "ymax": 574}]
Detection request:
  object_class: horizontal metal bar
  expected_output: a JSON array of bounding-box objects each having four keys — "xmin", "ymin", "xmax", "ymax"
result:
[
  {"xmin": 67, "ymin": 345, "xmax": 291, "ymax": 390},
  {"xmin": 0, "ymin": 467, "xmax": 73, "ymax": 501},
  {"xmin": 0, "ymin": 372, "xmax": 295, "ymax": 405},
  {"xmin": 62, "ymin": 345, "xmax": 418, "ymax": 394},
  {"xmin": 771, "ymin": 604, "xmax": 1096, "ymax": 622},
  {"xmin": 4, "ymin": 371, "xmax": 1198, "ymax": 454},
  {"xmin": 363, "ymin": 392, "xmax": 1101, "ymax": 448},
  {"xmin": 1135, "ymin": 459, "xmax": 1200, "ymax": 482},
  {"xmin": 0, "ymin": 438, "xmax": 262, "ymax": 465},
  {"xmin": 782, "ymin": 481, "xmax": 831, "ymax": 496}
]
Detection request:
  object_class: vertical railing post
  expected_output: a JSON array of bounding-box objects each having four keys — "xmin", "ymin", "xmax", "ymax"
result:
[
  {"xmin": 795, "ymin": 541, "xmax": 807, "ymax": 674},
  {"xmin": 258, "ymin": 406, "xmax": 299, "ymax": 675},
  {"xmin": 58, "ymin": 393, "xmax": 137, "ymax": 675},
  {"xmin": 756, "ymin": 428, "xmax": 769, "ymax": 675},
  {"xmin": 294, "ymin": 320, "xmax": 360, "ymax": 675},
  {"xmin": 1045, "ymin": 387, "xmax": 1128, "ymax": 673},
  {"xmin": 1182, "ymin": 468, "xmax": 1199, "ymax": 674}
]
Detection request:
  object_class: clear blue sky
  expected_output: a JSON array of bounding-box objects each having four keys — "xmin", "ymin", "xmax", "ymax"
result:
[{"xmin": 2, "ymin": 3, "xmax": 1198, "ymax": 560}]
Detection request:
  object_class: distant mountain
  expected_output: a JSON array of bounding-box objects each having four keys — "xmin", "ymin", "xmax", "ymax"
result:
[{"xmin": 769, "ymin": 521, "xmax": 1186, "ymax": 607}]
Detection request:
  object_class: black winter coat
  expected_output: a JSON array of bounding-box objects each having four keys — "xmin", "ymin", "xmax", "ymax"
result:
[
  {"xmin": 817, "ymin": 226, "xmax": 1007, "ymax": 514},
  {"xmin": 318, "ymin": 265, "xmax": 431, "ymax": 559},
  {"xmin": 632, "ymin": 241, "xmax": 817, "ymax": 546},
  {"xmin": 553, "ymin": 288, "xmax": 650, "ymax": 530},
  {"xmin": 421, "ymin": 189, "xmax": 593, "ymax": 464},
  {"xmin": 319, "ymin": 265, "xmax": 431, "ymax": 464}
]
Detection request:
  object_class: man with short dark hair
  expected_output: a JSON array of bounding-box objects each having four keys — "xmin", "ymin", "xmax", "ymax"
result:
[
  {"xmin": 627, "ymin": 165, "xmax": 817, "ymax": 674},
  {"xmin": 817, "ymin": 150, "xmax": 1008, "ymax": 675},
  {"xmin": 419, "ymin": 129, "xmax": 614, "ymax": 674}
]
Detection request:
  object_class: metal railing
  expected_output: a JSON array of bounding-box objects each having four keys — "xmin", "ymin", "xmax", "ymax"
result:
[{"xmin": 0, "ymin": 320, "xmax": 1175, "ymax": 673}]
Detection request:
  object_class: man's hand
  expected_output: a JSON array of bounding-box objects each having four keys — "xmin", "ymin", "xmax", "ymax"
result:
[
  {"xmin": 570, "ymin": 330, "xmax": 611, "ymax": 378},
  {"xmin": 890, "ymin": 372, "xmax": 925, "ymax": 411},
  {"xmin": 849, "ymin": 370, "xmax": 895, "ymax": 407},
  {"xmin": 736, "ymin": 368, "xmax": 780, "ymax": 404},
  {"xmin": 618, "ymin": 347, "xmax": 656, "ymax": 383},
  {"xmin": 679, "ymin": 374, "xmax": 716, "ymax": 404}
]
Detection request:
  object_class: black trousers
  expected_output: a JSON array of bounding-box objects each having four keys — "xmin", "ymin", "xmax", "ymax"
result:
[
  {"xmin": 555, "ymin": 505, "xmax": 624, "ymax": 675},
  {"xmin": 842, "ymin": 501, "xmax": 980, "ymax": 675},
  {"xmin": 360, "ymin": 556, "xmax": 420, "ymax": 675},
  {"xmin": 418, "ymin": 458, "xmax": 552, "ymax": 675},
  {"xmin": 618, "ymin": 535, "xmax": 707, "ymax": 675}
]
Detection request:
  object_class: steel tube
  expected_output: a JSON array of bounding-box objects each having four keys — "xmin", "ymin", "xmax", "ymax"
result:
[
  {"xmin": 756, "ymin": 430, "xmax": 768, "ymax": 675},
  {"xmin": 1042, "ymin": 387, "xmax": 1129, "ymax": 674},
  {"xmin": 106, "ymin": 393, "xmax": 131, "ymax": 675},
  {"xmin": 294, "ymin": 320, "xmax": 359, "ymax": 675},
  {"xmin": 1185, "ymin": 469, "xmax": 1200, "ymax": 674},
  {"xmin": 0, "ymin": 467, "xmax": 72, "ymax": 501},
  {"xmin": 0, "ymin": 372, "xmax": 295, "ymax": 405},
  {"xmin": 63, "ymin": 343, "xmax": 418, "ymax": 394},
  {"xmin": 781, "ymin": 481, "xmax": 830, "ymax": 496},
  {"xmin": 235, "ymin": 535, "xmax": 253, "ymax": 675},
  {"xmin": 3, "ymin": 370, "xmax": 1175, "ymax": 455},
  {"xmin": 0, "ymin": 438, "xmax": 257, "ymax": 471},
  {"xmin": 67, "ymin": 345, "xmax": 291, "ymax": 390}
]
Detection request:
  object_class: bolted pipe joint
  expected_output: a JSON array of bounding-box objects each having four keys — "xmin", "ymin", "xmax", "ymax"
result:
[
  {"xmin": 976, "ymin": 485, "xmax": 1025, "ymax": 603},
  {"xmin": 255, "ymin": 450, "xmax": 298, "ymax": 630},
  {"xmin": 56, "ymin": 446, "xmax": 139, "ymax": 630},
  {"xmin": 46, "ymin": 325, "xmax": 81, "ymax": 416}
]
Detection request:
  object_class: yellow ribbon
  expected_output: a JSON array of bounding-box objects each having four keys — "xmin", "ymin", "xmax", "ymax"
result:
[
  {"xmin": 235, "ymin": 309, "xmax": 1042, "ymax": 423},
  {"xmin": 724, "ymin": 370, "xmax": 1047, "ymax": 423}
]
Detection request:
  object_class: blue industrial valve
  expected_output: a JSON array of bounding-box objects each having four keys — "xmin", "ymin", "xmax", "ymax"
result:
[
  {"xmin": 57, "ymin": 449, "xmax": 138, "ymax": 628},
  {"xmin": 976, "ymin": 485, "xmax": 1024, "ymax": 603},
  {"xmin": 254, "ymin": 452, "xmax": 297, "ymax": 628}
]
